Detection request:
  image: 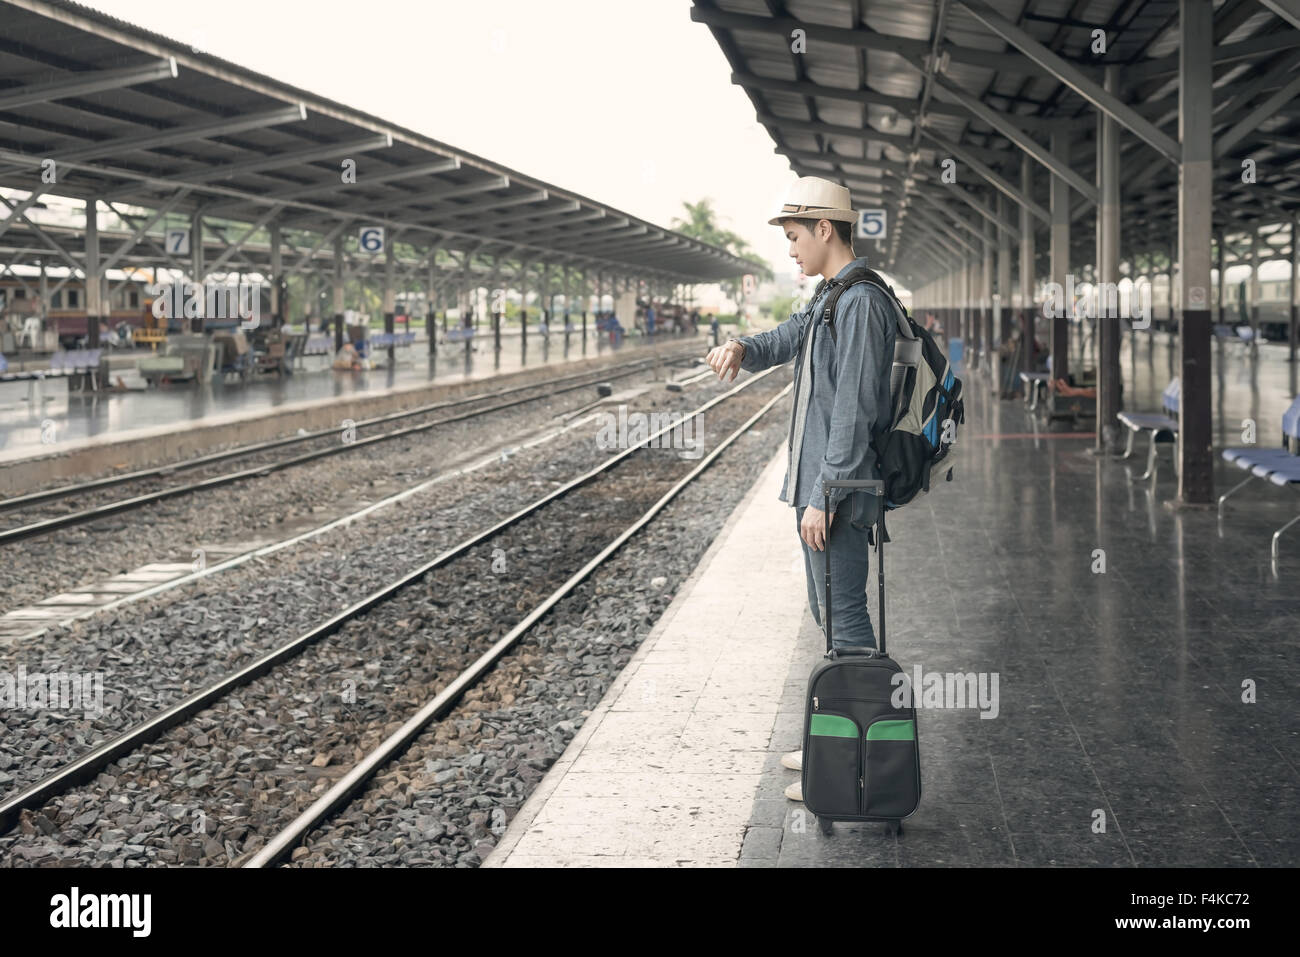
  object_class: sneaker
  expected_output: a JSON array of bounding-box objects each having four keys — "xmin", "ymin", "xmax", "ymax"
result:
[
  {"xmin": 780, "ymin": 750, "xmax": 803, "ymax": 771},
  {"xmin": 784, "ymin": 780, "xmax": 803, "ymax": 802}
]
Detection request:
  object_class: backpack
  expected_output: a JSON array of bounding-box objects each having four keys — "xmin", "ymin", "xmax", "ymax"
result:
[{"xmin": 816, "ymin": 266, "xmax": 964, "ymax": 509}]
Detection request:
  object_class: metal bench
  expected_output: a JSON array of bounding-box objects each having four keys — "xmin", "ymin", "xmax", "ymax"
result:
[
  {"xmin": 1117, "ymin": 377, "xmax": 1180, "ymax": 481},
  {"xmin": 0, "ymin": 353, "xmax": 48, "ymax": 404},
  {"xmin": 0, "ymin": 349, "xmax": 102, "ymax": 399},
  {"xmin": 1218, "ymin": 396, "xmax": 1300, "ymax": 560}
]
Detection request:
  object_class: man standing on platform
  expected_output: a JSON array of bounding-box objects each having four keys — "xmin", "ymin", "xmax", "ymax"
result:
[{"xmin": 704, "ymin": 176, "xmax": 897, "ymax": 804}]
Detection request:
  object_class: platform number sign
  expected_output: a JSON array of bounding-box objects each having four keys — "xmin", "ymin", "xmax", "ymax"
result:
[
  {"xmin": 359, "ymin": 226, "xmax": 385, "ymax": 254},
  {"xmin": 857, "ymin": 209, "xmax": 887, "ymax": 240},
  {"xmin": 166, "ymin": 228, "xmax": 191, "ymax": 256}
]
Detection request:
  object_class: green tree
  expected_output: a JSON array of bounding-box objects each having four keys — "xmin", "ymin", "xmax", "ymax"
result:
[
  {"xmin": 769, "ymin": 294, "xmax": 798, "ymax": 324},
  {"xmin": 671, "ymin": 199, "xmax": 773, "ymax": 304}
]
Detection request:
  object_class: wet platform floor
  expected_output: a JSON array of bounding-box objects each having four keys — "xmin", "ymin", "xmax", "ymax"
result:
[
  {"xmin": 491, "ymin": 338, "xmax": 1299, "ymax": 867},
  {"xmin": 0, "ymin": 332, "xmax": 682, "ymax": 462}
]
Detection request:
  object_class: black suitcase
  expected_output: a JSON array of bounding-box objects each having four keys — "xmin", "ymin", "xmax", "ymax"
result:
[{"xmin": 801, "ymin": 479, "xmax": 922, "ymax": 836}]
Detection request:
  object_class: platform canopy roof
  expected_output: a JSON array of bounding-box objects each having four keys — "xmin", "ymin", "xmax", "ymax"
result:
[
  {"xmin": 0, "ymin": 0, "xmax": 755, "ymax": 286},
  {"xmin": 692, "ymin": 0, "xmax": 1300, "ymax": 287}
]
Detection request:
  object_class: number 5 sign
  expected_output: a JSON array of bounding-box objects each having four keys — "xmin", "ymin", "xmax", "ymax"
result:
[
  {"xmin": 359, "ymin": 226, "xmax": 385, "ymax": 254},
  {"xmin": 857, "ymin": 209, "xmax": 887, "ymax": 240}
]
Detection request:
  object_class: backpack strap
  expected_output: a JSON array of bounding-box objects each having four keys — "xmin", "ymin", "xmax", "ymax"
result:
[{"xmin": 819, "ymin": 267, "xmax": 913, "ymax": 345}]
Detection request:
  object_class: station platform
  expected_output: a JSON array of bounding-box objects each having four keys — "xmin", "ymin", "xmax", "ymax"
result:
[
  {"xmin": 487, "ymin": 349, "xmax": 1300, "ymax": 868},
  {"xmin": 0, "ymin": 333, "xmax": 689, "ymax": 489}
]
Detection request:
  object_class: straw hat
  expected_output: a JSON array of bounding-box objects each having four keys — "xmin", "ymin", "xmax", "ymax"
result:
[{"xmin": 768, "ymin": 176, "xmax": 858, "ymax": 226}]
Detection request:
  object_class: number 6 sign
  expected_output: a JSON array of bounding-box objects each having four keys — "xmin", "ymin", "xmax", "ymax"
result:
[
  {"xmin": 359, "ymin": 226, "xmax": 385, "ymax": 254},
  {"xmin": 857, "ymin": 209, "xmax": 887, "ymax": 240}
]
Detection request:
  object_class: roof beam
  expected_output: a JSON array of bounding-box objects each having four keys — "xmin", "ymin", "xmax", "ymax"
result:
[
  {"xmin": 920, "ymin": 128, "xmax": 1051, "ymax": 224},
  {"xmin": 927, "ymin": 80, "xmax": 1098, "ymax": 203},
  {"xmin": 732, "ymin": 69, "xmax": 1055, "ymax": 133},
  {"xmin": 347, "ymin": 174, "xmax": 509, "ymax": 215},
  {"xmin": 1259, "ymin": 0, "xmax": 1300, "ymax": 30},
  {"xmin": 689, "ymin": 4, "xmax": 1055, "ymax": 78},
  {"xmin": 39, "ymin": 103, "xmax": 308, "ymax": 166},
  {"xmin": 1214, "ymin": 72, "xmax": 1300, "ymax": 157},
  {"xmin": 955, "ymin": 0, "xmax": 1181, "ymax": 165},
  {"xmin": 0, "ymin": 57, "xmax": 178, "ymax": 110}
]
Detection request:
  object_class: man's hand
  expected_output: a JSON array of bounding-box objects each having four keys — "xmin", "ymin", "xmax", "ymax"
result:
[
  {"xmin": 800, "ymin": 504, "xmax": 834, "ymax": 551},
  {"xmin": 706, "ymin": 339, "xmax": 745, "ymax": 382}
]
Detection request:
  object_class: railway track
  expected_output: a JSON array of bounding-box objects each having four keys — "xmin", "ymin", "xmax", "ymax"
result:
[
  {"xmin": 0, "ymin": 366, "xmax": 791, "ymax": 866},
  {"xmin": 0, "ymin": 348, "xmax": 699, "ymax": 545}
]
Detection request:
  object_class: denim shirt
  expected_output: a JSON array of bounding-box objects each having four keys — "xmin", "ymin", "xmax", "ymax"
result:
[{"xmin": 736, "ymin": 256, "xmax": 896, "ymax": 528}]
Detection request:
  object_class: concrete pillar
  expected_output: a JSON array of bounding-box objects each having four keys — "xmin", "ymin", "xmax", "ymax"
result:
[
  {"xmin": 997, "ymin": 192, "xmax": 1012, "ymax": 393},
  {"xmin": 269, "ymin": 223, "xmax": 282, "ymax": 327},
  {"xmin": 1096, "ymin": 64, "xmax": 1123, "ymax": 452},
  {"xmin": 1050, "ymin": 125, "xmax": 1071, "ymax": 384},
  {"xmin": 84, "ymin": 197, "xmax": 102, "ymax": 348},
  {"xmin": 1176, "ymin": 0, "xmax": 1215, "ymax": 504},
  {"xmin": 190, "ymin": 208, "xmax": 204, "ymax": 334},
  {"xmin": 1019, "ymin": 154, "xmax": 1035, "ymax": 381},
  {"xmin": 428, "ymin": 258, "xmax": 437, "ymax": 357},
  {"xmin": 382, "ymin": 238, "xmax": 396, "ymax": 364},
  {"xmin": 983, "ymin": 209, "xmax": 994, "ymax": 373},
  {"xmin": 1214, "ymin": 229, "xmax": 1225, "ymax": 326},
  {"xmin": 1291, "ymin": 217, "xmax": 1298, "ymax": 364},
  {"xmin": 332, "ymin": 235, "xmax": 345, "ymax": 353},
  {"xmin": 1249, "ymin": 226, "xmax": 1261, "ymax": 337}
]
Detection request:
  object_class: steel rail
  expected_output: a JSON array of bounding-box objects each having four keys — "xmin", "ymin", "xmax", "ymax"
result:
[
  {"xmin": 0, "ymin": 350, "xmax": 699, "ymax": 544},
  {"xmin": 245, "ymin": 377, "xmax": 792, "ymax": 867},
  {"xmin": 0, "ymin": 366, "xmax": 782, "ymax": 836}
]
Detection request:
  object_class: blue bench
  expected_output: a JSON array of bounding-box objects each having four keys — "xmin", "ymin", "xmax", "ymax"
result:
[
  {"xmin": 447, "ymin": 327, "xmax": 474, "ymax": 342},
  {"xmin": 1117, "ymin": 378, "xmax": 1180, "ymax": 481},
  {"xmin": 368, "ymin": 332, "xmax": 415, "ymax": 348},
  {"xmin": 1218, "ymin": 396, "xmax": 1300, "ymax": 560}
]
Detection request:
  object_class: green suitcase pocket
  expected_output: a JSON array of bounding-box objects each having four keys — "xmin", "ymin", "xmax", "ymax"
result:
[
  {"xmin": 804, "ymin": 712, "xmax": 862, "ymax": 817},
  {"xmin": 862, "ymin": 717, "xmax": 920, "ymax": 818}
]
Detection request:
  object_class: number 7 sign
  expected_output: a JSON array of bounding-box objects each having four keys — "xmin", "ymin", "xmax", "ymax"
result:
[{"xmin": 857, "ymin": 209, "xmax": 887, "ymax": 240}]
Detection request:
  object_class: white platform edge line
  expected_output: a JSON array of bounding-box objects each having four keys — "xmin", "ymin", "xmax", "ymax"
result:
[{"xmin": 483, "ymin": 444, "xmax": 790, "ymax": 867}]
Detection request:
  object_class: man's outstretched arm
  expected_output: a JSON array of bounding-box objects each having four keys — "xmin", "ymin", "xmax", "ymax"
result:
[{"xmin": 705, "ymin": 308, "xmax": 809, "ymax": 382}]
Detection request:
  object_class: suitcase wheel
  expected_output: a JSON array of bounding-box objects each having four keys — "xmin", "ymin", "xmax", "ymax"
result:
[
  {"xmin": 818, "ymin": 816, "xmax": 834, "ymax": 836},
  {"xmin": 884, "ymin": 820, "xmax": 903, "ymax": 836}
]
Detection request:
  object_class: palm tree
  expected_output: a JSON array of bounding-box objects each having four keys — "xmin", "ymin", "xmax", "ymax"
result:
[{"xmin": 671, "ymin": 199, "xmax": 772, "ymax": 304}]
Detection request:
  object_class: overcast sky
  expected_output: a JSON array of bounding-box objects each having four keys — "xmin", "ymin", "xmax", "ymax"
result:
[{"xmin": 83, "ymin": 0, "xmax": 827, "ymax": 286}]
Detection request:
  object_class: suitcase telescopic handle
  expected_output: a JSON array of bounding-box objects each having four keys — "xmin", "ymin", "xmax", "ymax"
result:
[{"xmin": 821, "ymin": 481, "xmax": 886, "ymax": 657}]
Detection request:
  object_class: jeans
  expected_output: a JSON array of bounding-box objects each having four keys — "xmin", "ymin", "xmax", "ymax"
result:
[{"xmin": 796, "ymin": 505, "xmax": 877, "ymax": 650}]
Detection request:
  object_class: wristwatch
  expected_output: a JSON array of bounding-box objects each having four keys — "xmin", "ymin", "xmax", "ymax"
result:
[{"xmin": 726, "ymin": 337, "xmax": 746, "ymax": 358}]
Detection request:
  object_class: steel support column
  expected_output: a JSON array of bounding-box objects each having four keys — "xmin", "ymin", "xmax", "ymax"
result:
[
  {"xmin": 332, "ymin": 235, "xmax": 345, "ymax": 353},
  {"xmin": 1096, "ymin": 65, "xmax": 1123, "ymax": 453},
  {"xmin": 383, "ymin": 237, "xmax": 395, "ymax": 364},
  {"xmin": 269, "ymin": 223, "xmax": 282, "ymax": 328},
  {"xmin": 84, "ymin": 196, "xmax": 102, "ymax": 349},
  {"xmin": 997, "ymin": 192, "xmax": 1012, "ymax": 395},
  {"xmin": 1176, "ymin": 0, "xmax": 1215, "ymax": 504},
  {"xmin": 1050, "ymin": 125, "xmax": 1071, "ymax": 383},
  {"xmin": 190, "ymin": 208, "xmax": 205, "ymax": 334},
  {"xmin": 1019, "ymin": 154, "xmax": 1036, "ymax": 381},
  {"xmin": 1291, "ymin": 217, "xmax": 1298, "ymax": 364}
]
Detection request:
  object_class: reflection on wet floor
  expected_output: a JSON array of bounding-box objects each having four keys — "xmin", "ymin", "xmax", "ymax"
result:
[{"xmin": 0, "ymin": 333, "xmax": 694, "ymax": 459}]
